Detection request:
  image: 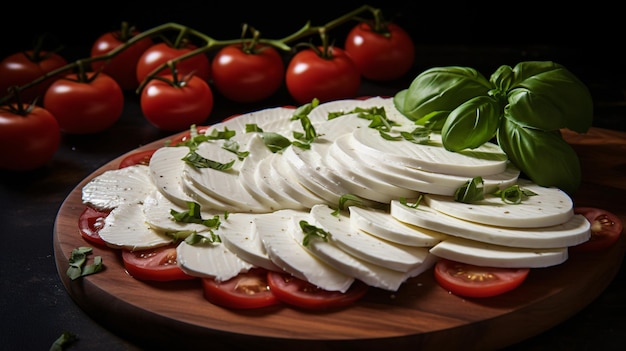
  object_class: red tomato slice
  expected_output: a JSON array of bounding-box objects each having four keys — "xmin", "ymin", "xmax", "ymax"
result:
[
  {"xmin": 122, "ymin": 244, "xmax": 196, "ymax": 282},
  {"xmin": 201, "ymin": 268, "xmax": 280, "ymax": 309},
  {"xmin": 433, "ymin": 259, "xmax": 530, "ymax": 298},
  {"xmin": 118, "ymin": 149, "xmax": 157, "ymax": 168},
  {"xmin": 570, "ymin": 207, "xmax": 623, "ymax": 253},
  {"xmin": 77, "ymin": 206, "xmax": 109, "ymax": 246},
  {"xmin": 266, "ymin": 271, "xmax": 368, "ymax": 310}
]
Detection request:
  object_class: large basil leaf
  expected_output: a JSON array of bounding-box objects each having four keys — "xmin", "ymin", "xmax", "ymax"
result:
[
  {"xmin": 394, "ymin": 66, "xmax": 492, "ymax": 121},
  {"xmin": 441, "ymin": 95, "xmax": 502, "ymax": 151},
  {"xmin": 503, "ymin": 61, "xmax": 593, "ymax": 132},
  {"xmin": 497, "ymin": 116, "xmax": 581, "ymax": 195}
]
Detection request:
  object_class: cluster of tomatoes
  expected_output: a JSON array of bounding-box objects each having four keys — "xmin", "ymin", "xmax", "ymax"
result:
[{"xmin": 0, "ymin": 6, "xmax": 415, "ymax": 172}]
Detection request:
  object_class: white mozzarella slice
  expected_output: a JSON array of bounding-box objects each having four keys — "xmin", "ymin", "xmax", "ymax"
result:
[
  {"xmin": 331, "ymin": 133, "xmax": 461, "ymax": 195},
  {"xmin": 176, "ymin": 241, "xmax": 253, "ymax": 282},
  {"xmin": 238, "ymin": 133, "xmax": 283, "ymax": 211},
  {"xmin": 425, "ymin": 179, "xmax": 574, "ymax": 228},
  {"xmin": 215, "ymin": 106, "xmax": 299, "ymax": 136},
  {"xmin": 267, "ymin": 152, "xmax": 328, "ymax": 208},
  {"xmin": 218, "ymin": 213, "xmax": 281, "ymax": 272},
  {"xmin": 390, "ymin": 200, "xmax": 590, "ymax": 249},
  {"xmin": 324, "ymin": 142, "xmax": 418, "ymax": 203},
  {"xmin": 402, "ymin": 162, "xmax": 520, "ymax": 192},
  {"xmin": 99, "ymin": 201, "xmax": 173, "ymax": 250},
  {"xmin": 306, "ymin": 96, "xmax": 413, "ymax": 129},
  {"xmin": 82, "ymin": 165, "xmax": 154, "ymax": 210},
  {"xmin": 310, "ymin": 204, "xmax": 431, "ymax": 272},
  {"xmin": 429, "ymin": 237, "xmax": 568, "ymax": 268},
  {"xmin": 351, "ymin": 127, "xmax": 509, "ymax": 177},
  {"xmin": 348, "ymin": 206, "xmax": 445, "ymax": 247},
  {"xmin": 183, "ymin": 137, "xmax": 271, "ymax": 212},
  {"xmin": 148, "ymin": 146, "xmax": 195, "ymax": 207},
  {"xmin": 282, "ymin": 144, "xmax": 345, "ymax": 204},
  {"xmin": 254, "ymin": 153, "xmax": 309, "ymax": 210},
  {"xmin": 254, "ymin": 209, "xmax": 354, "ymax": 292},
  {"xmin": 287, "ymin": 215, "xmax": 420, "ymax": 291},
  {"xmin": 180, "ymin": 173, "xmax": 240, "ymax": 212},
  {"xmin": 142, "ymin": 189, "xmax": 215, "ymax": 234}
]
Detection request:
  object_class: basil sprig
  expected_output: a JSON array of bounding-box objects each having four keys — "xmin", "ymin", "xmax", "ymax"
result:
[
  {"xmin": 66, "ymin": 247, "xmax": 104, "ymax": 280},
  {"xmin": 394, "ymin": 61, "xmax": 593, "ymax": 195}
]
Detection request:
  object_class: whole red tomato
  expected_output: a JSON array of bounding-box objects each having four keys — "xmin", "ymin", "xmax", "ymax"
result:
[
  {"xmin": 0, "ymin": 103, "xmax": 61, "ymax": 171},
  {"xmin": 135, "ymin": 42, "xmax": 211, "ymax": 85},
  {"xmin": 90, "ymin": 24, "xmax": 154, "ymax": 91},
  {"xmin": 211, "ymin": 44, "xmax": 284, "ymax": 103},
  {"xmin": 0, "ymin": 50, "xmax": 68, "ymax": 103},
  {"xmin": 285, "ymin": 46, "xmax": 361, "ymax": 105},
  {"xmin": 344, "ymin": 22, "xmax": 415, "ymax": 81},
  {"xmin": 140, "ymin": 74, "xmax": 214, "ymax": 132},
  {"xmin": 43, "ymin": 72, "xmax": 124, "ymax": 134}
]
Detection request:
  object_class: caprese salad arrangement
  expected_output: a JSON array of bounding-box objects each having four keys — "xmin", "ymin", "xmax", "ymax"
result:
[{"xmin": 71, "ymin": 94, "xmax": 623, "ymax": 310}]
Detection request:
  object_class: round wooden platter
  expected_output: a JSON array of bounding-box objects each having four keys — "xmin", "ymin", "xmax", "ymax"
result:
[{"xmin": 53, "ymin": 127, "xmax": 626, "ymax": 351}]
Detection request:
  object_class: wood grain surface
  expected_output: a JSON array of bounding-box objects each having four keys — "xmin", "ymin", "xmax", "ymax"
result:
[{"xmin": 53, "ymin": 127, "xmax": 626, "ymax": 351}]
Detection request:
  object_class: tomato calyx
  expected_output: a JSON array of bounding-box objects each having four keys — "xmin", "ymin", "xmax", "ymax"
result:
[
  {"xmin": 111, "ymin": 21, "xmax": 139, "ymax": 42},
  {"xmin": 148, "ymin": 64, "xmax": 198, "ymax": 88},
  {"xmin": 23, "ymin": 34, "xmax": 65, "ymax": 63},
  {"xmin": 0, "ymin": 101, "xmax": 36, "ymax": 115}
]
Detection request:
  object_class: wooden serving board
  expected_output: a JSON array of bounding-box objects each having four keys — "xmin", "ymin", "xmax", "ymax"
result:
[{"xmin": 53, "ymin": 127, "xmax": 626, "ymax": 351}]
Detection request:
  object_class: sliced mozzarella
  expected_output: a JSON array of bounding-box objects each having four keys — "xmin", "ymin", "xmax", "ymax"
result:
[
  {"xmin": 390, "ymin": 200, "xmax": 590, "ymax": 249},
  {"xmin": 429, "ymin": 236, "xmax": 568, "ymax": 268},
  {"xmin": 310, "ymin": 204, "xmax": 431, "ymax": 272},
  {"xmin": 99, "ymin": 201, "xmax": 173, "ymax": 250},
  {"xmin": 148, "ymin": 146, "xmax": 195, "ymax": 207},
  {"xmin": 237, "ymin": 133, "xmax": 283, "ymax": 211},
  {"xmin": 82, "ymin": 164, "xmax": 154, "ymax": 210},
  {"xmin": 215, "ymin": 106, "xmax": 299, "ymax": 136},
  {"xmin": 281, "ymin": 114, "xmax": 376, "ymax": 204},
  {"xmin": 288, "ymin": 214, "xmax": 423, "ymax": 291},
  {"xmin": 425, "ymin": 179, "xmax": 574, "ymax": 228},
  {"xmin": 254, "ymin": 153, "xmax": 310, "ymax": 210},
  {"xmin": 307, "ymin": 96, "xmax": 413, "ymax": 129},
  {"xmin": 142, "ymin": 189, "xmax": 215, "ymax": 234},
  {"xmin": 176, "ymin": 241, "xmax": 253, "ymax": 282},
  {"xmin": 254, "ymin": 209, "xmax": 354, "ymax": 292},
  {"xmin": 331, "ymin": 133, "xmax": 461, "ymax": 195},
  {"xmin": 218, "ymin": 213, "xmax": 281, "ymax": 272},
  {"xmin": 324, "ymin": 141, "xmax": 418, "ymax": 202},
  {"xmin": 351, "ymin": 127, "xmax": 509, "ymax": 177},
  {"xmin": 348, "ymin": 206, "xmax": 445, "ymax": 247},
  {"xmin": 182, "ymin": 137, "xmax": 271, "ymax": 212},
  {"xmin": 282, "ymin": 144, "xmax": 345, "ymax": 204},
  {"xmin": 267, "ymin": 152, "xmax": 328, "ymax": 208},
  {"xmin": 180, "ymin": 174, "xmax": 240, "ymax": 212}
]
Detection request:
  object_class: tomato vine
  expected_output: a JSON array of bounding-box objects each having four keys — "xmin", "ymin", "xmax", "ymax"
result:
[{"xmin": 0, "ymin": 4, "xmax": 397, "ymax": 105}]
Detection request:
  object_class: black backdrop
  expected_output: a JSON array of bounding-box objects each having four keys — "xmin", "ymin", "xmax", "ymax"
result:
[{"xmin": 2, "ymin": 1, "xmax": 624, "ymax": 129}]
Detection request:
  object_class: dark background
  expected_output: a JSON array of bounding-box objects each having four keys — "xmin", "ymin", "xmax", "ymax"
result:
[
  {"xmin": 3, "ymin": 1, "xmax": 624, "ymax": 129},
  {"xmin": 1, "ymin": 1, "xmax": 625, "ymax": 350}
]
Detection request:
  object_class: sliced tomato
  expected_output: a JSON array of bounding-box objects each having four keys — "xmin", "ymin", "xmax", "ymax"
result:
[
  {"xmin": 570, "ymin": 207, "xmax": 623, "ymax": 253},
  {"xmin": 201, "ymin": 268, "xmax": 280, "ymax": 309},
  {"xmin": 118, "ymin": 149, "xmax": 157, "ymax": 168},
  {"xmin": 266, "ymin": 271, "xmax": 368, "ymax": 310},
  {"xmin": 433, "ymin": 258, "xmax": 530, "ymax": 298},
  {"xmin": 78, "ymin": 206, "xmax": 109, "ymax": 246},
  {"xmin": 122, "ymin": 244, "xmax": 196, "ymax": 282}
]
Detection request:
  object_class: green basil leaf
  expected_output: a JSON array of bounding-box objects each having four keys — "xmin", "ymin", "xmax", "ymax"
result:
[
  {"xmin": 504, "ymin": 61, "xmax": 593, "ymax": 132},
  {"xmin": 497, "ymin": 116, "xmax": 581, "ymax": 194},
  {"xmin": 441, "ymin": 95, "xmax": 502, "ymax": 151},
  {"xmin": 394, "ymin": 66, "xmax": 492, "ymax": 121}
]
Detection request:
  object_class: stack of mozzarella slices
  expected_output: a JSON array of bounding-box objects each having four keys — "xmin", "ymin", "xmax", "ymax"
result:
[{"xmin": 81, "ymin": 97, "xmax": 590, "ymax": 292}]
